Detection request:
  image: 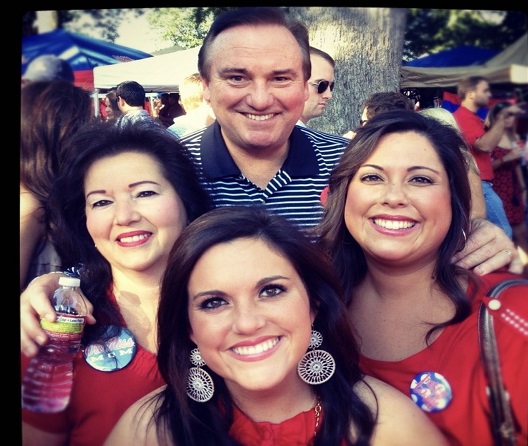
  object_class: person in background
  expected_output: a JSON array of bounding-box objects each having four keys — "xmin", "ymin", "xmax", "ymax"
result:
[
  {"xmin": 22, "ymin": 54, "xmax": 74, "ymax": 85},
  {"xmin": 167, "ymin": 72, "xmax": 216, "ymax": 138},
  {"xmin": 154, "ymin": 92, "xmax": 185, "ymax": 128},
  {"xmin": 20, "ymin": 80, "xmax": 93, "ymax": 291},
  {"xmin": 21, "ymin": 119, "xmax": 212, "ymax": 446},
  {"xmin": 342, "ymin": 91, "xmax": 414, "ymax": 139},
  {"xmin": 317, "ymin": 110, "xmax": 528, "ymax": 445},
  {"xmin": 20, "ymin": 6, "xmax": 525, "ymax": 366},
  {"xmin": 453, "ymin": 76, "xmax": 522, "ymax": 240},
  {"xmin": 103, "ymin": 87, "xmax": 122, "ymax": 122},
  {"xmin": 105, "ymin": 206, "xmax": 448, "ymax": 446},
  {"xmin": 487, "ymin": 101, "xmax": 528, "ymax": 274},
  {"xmin": 420, "ymin": 106, "xmax": 487, "ymax": 220},
  {"xmin": 115, "ymin": 80, "xmax": 155, "ymax": 123},
  {"xmin": 297, "ymin": 46, "xmax": 335, "ymax": 127}
]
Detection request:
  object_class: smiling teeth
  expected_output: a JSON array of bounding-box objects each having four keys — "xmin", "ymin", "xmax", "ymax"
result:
[
  {"xmin": 118, "ymin": 233, "xmax": 150, "ymax": 243},
  {"xmin": 232, "ymin": 338, "xmax": 279, "ymax": 355},
  {"xmin": 246, "ymin": 113, "xmax": 274, "ymax": 121},
  {"xmin": 373, "ymin": 219, "xmax": 415, "ymax": 230}
]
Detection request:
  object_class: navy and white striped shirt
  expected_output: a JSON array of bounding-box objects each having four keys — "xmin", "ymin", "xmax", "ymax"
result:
[{"xmin": 179, "ymin": 122, "xmax": 348, "ymax": 229}]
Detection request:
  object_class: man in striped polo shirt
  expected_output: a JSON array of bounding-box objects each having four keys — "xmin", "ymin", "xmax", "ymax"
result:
[{"xmin": 178, "ymin": 7, "xmax": 522, "ymax": 273}]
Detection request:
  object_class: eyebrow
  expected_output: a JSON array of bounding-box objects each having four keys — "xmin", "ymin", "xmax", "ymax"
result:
[
  {"xmin": 361, "ymin": 163, "xmax": 441, "ymax": 175},
  {"xmin": 218, "ymin": 67, "xmax": 298, "ymax": 77}
]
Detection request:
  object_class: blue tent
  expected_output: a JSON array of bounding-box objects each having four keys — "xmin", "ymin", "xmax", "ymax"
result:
[
  {"xmin": 404, "ymin": 46, "xmax": 500, "ymax": 68},
  {"xmin": 22, "ymin": 29, "xmax": 152, "ymax": 90}
]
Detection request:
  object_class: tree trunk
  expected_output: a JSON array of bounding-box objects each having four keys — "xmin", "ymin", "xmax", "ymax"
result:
[{"xmin": 286, "ymin": 7, "xmax": 408, "ymax": 135}]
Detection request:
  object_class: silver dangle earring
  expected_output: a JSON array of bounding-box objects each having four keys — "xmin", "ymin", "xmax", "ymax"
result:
[
  {"xmin": 186, "ymin": 347, "xmax": 214, "ymax": 402},
  {"xmin": 297, "ymin": 328, "xmax": 336, "ymax": 385}
]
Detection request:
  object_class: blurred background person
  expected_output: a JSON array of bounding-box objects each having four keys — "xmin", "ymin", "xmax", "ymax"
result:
[
  {"xmin": 168, "ymin": 73, "xmax": 216, "ymax": 138},
  {"xmin": 116, "ymin": 80, "xmax": 154, "ymax": 123},
  {"xmin": 453, "ymin": 76, "xmax": 522, "ymax": 239},
  {"xmin": 297, "ymin": 46, "xmax": 335, "ymax": 128},
  {"xmin": 103, "ymin": 87, "xmax": 122, "ymax": 122},
  {"xmin": 153, "ymin": 92, "xmax": 185, "ymax": 127},
  {"xmin": 420, "ymin": 106, "xmax": 486, "ymax": 220},
  {"xmin": 343, "ymin": 91, "xmax": 414, "ymax": 139},
  {"xmin": 22, "ymin": 54, "xmax": 74, "ymax": 85},
  {"xmin": 488, "ymin": 101, "xmax": 528, "ymax": 273},
  {"xmin": 20, "ymin": 80, "xmax": 93, "ymax": 291}
]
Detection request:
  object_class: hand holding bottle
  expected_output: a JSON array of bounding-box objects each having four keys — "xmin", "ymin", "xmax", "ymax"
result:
[{"xmin": 21, "ymin": 272, "xmax": 96, "ymax": 357}]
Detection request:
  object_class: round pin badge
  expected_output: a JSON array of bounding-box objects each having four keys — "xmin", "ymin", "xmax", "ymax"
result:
[
  {"xmin": 83, "ymin": 325, "xmax": 137, "ymax": 372},
  {"xmin": 410, "ymin": 371, "xmax": 453, "ymax": 412}
]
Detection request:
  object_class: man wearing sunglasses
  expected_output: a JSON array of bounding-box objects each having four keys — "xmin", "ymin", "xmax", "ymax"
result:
[{"xmin": 297, "ymin": 46, "xmax": 335, "ymax": 127}]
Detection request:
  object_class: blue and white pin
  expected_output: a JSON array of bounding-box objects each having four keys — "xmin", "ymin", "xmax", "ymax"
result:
[{"xmin": 410, "ymin": 371, "xmax": 453, "ymax": 412}]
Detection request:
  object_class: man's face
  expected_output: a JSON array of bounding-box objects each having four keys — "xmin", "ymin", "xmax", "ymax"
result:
[
  {"xmin": 301, "ymin": 54, "xmax": 334, "ymax": 124},
  {"xmin": 470, "ymin": 80, "xmax": 491, "ymax": 108},
  {"xmin": 202, "ymin": 24, "xmax": 309, "ymax": 155}
]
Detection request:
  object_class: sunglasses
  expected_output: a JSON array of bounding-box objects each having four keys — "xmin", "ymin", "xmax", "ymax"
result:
[{"xmin": 311, "ymin": 80, "xmax": 335, "ymax": 94}]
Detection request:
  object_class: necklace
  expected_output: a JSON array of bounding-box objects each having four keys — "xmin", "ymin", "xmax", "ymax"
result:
[{"xmin": 313, "ymin": 397, "xmax": 322, "ymax": 438}]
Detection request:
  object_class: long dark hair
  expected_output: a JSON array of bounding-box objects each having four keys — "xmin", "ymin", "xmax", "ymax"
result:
[
  {"xmin": 317, "ymin": 110, "xmax": 477, "ymax": 342},
  {"xmin": 153, "ymin": 206, "xmax": 376, "ymax": 445},
  {"xmin": 48, "ymin": 119, "xmax": 212, "ymax": 345},
  {"xmin": 20, "ymin": 80, "xmax": 93, "ymax": 216}
]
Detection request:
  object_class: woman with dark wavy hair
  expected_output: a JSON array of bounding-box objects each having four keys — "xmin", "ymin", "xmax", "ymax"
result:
[
  {"xmin": 106, "ymin": 206, "xmax": 446, "ymax": 446},
  {"xmin": 317, "ymin": 110, "xmax": 528, "ymax": 445},
  {"xmin": 21, "ymin": 118, "xmax": 212, "ymax": 446}
]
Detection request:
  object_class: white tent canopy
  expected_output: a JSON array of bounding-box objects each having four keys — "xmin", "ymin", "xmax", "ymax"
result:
[
  {"xmin": 400, "ymin": 33, "xmax": 528, "ymax": 89},
  {"xmin": 93, "ymin": 46, "xmax": 201, "ymax": 92}
]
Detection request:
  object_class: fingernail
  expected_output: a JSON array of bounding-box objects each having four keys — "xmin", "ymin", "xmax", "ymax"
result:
[{"xmin": 36, "ymin": 335, "xmax": 46, "ymax": 345}]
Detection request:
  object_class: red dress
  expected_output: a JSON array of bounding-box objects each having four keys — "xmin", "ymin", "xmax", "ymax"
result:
[
  {"xmin": 491, "ymin": 145, "xmax": 526, "ymax": 224},
  {"xmin": 229, "ymin": 404, "xmax": 347, "ymax": 446},
  {"xmin": 359, "ymin": 271, "xmax": 528, "ymax": 446}
]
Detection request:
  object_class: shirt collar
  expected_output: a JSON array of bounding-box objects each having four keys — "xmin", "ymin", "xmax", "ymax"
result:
[{"xmin": 201, "ymin": 121, "xmax": 320, "ymax": 179}]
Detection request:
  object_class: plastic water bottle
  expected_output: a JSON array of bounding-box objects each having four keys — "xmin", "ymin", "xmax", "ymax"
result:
[{"xmin": 21, "ymin": 276, "xmax": 88, "ymax": 413}]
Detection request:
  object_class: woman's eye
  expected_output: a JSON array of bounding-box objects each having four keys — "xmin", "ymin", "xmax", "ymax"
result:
[
  {"xmin": 92, "ymin": 199, "xmax": 112, "ymax": 208},
  {"xmin": 199, "ymin": 297, "xmax": 227, "ymax": 310},
  {"xmin": 137, "ymin": 190, "xmax": 157, "ymax": 198},
  {"xmin": 410, "ymin": 176, "xmax": 433, "ymax": 184},
  {"xmin": 360, "ymin": 173, "xmax": 382, "ymax": 182},
  {"xmin": 260, "ymin": 284, "xmax": 286, "ymax": 298}
]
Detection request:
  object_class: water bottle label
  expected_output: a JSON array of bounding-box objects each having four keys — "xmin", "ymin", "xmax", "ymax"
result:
[{"xmin": 41, "ymin": 315, "xmax": 85, "ymax": 335}]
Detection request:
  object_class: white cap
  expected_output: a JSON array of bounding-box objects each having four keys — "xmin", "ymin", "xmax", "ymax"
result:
[{"xmin": 58, "ymin": 276, "xmax": 80, "ymax": 287}]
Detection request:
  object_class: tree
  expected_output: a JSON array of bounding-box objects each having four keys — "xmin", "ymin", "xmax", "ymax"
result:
[
  {"xmin": 148, "ymin": 7, "xmax": 235, "ymax": 48},
  {"xmin": 287, "ymin": 7, "xmax": 408, "ymax": 134}
]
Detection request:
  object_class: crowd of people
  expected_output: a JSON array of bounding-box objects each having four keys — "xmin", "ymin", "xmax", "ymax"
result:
[{"xmin": 21, "ymin": 7, "xmax": 527, "ymax": 446}]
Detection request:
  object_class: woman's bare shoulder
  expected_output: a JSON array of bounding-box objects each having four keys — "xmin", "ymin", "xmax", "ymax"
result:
[
  {"xmin": 354, "ymin": 376, "xmax": 448, "ymax": 446},
  {"xmin": 104, "ymin": 386, "xmax": 166, "ymax": 446}
]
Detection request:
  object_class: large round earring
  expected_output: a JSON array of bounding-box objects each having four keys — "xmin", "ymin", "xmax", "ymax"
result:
[
  {"xmin": 186, "ymin": 347, "xmax": 214, "ymax": 402},
  {"xmin": 297, "ymin": 329, "xmax": 336, "ymax": 385}
]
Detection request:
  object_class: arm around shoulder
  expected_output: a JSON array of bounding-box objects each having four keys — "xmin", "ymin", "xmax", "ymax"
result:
[{"xmin": 359, "ymin": 376, "xmax": 448, "ymax": 446}]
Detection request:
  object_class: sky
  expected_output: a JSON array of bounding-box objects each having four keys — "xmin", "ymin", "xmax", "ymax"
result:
[
  {"xmin": 114, "ymin": 12, "xmax": 173, "ymax": 54},
  {"xmin": 32, "ymin": 10, "xmax": 174, "ymax": 55}
]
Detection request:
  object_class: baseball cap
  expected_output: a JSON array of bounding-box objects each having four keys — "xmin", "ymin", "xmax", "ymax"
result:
[{"xmin": 23, "ymin": 55, "xmax": 75, "ymax": 83}]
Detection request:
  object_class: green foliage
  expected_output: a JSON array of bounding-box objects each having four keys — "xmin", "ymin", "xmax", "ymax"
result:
[
  {"xmin": 404, "ymin": 9, "xmax": 527, "ymax": 61},
  {"xmin": 148, "ymin": 7, "xmax": 236, "ymax": 49}
]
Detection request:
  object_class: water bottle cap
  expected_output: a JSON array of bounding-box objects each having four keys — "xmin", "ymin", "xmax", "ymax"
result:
[{"xmin": 58, "ymin": 276, "xmax": 80, "ymax": 287}]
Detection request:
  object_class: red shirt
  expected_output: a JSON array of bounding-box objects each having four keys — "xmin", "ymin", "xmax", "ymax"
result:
[
  {"xmin": 360, "ymin": 271, "xmax": 528, "ymax": 446},
  {"xmin": 454, "ymin": 106, "xmax": 494, "ymax": 180},
  {"xmin": 21, "ymin": 293, "xmax": 165, "ymax": 446}
]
